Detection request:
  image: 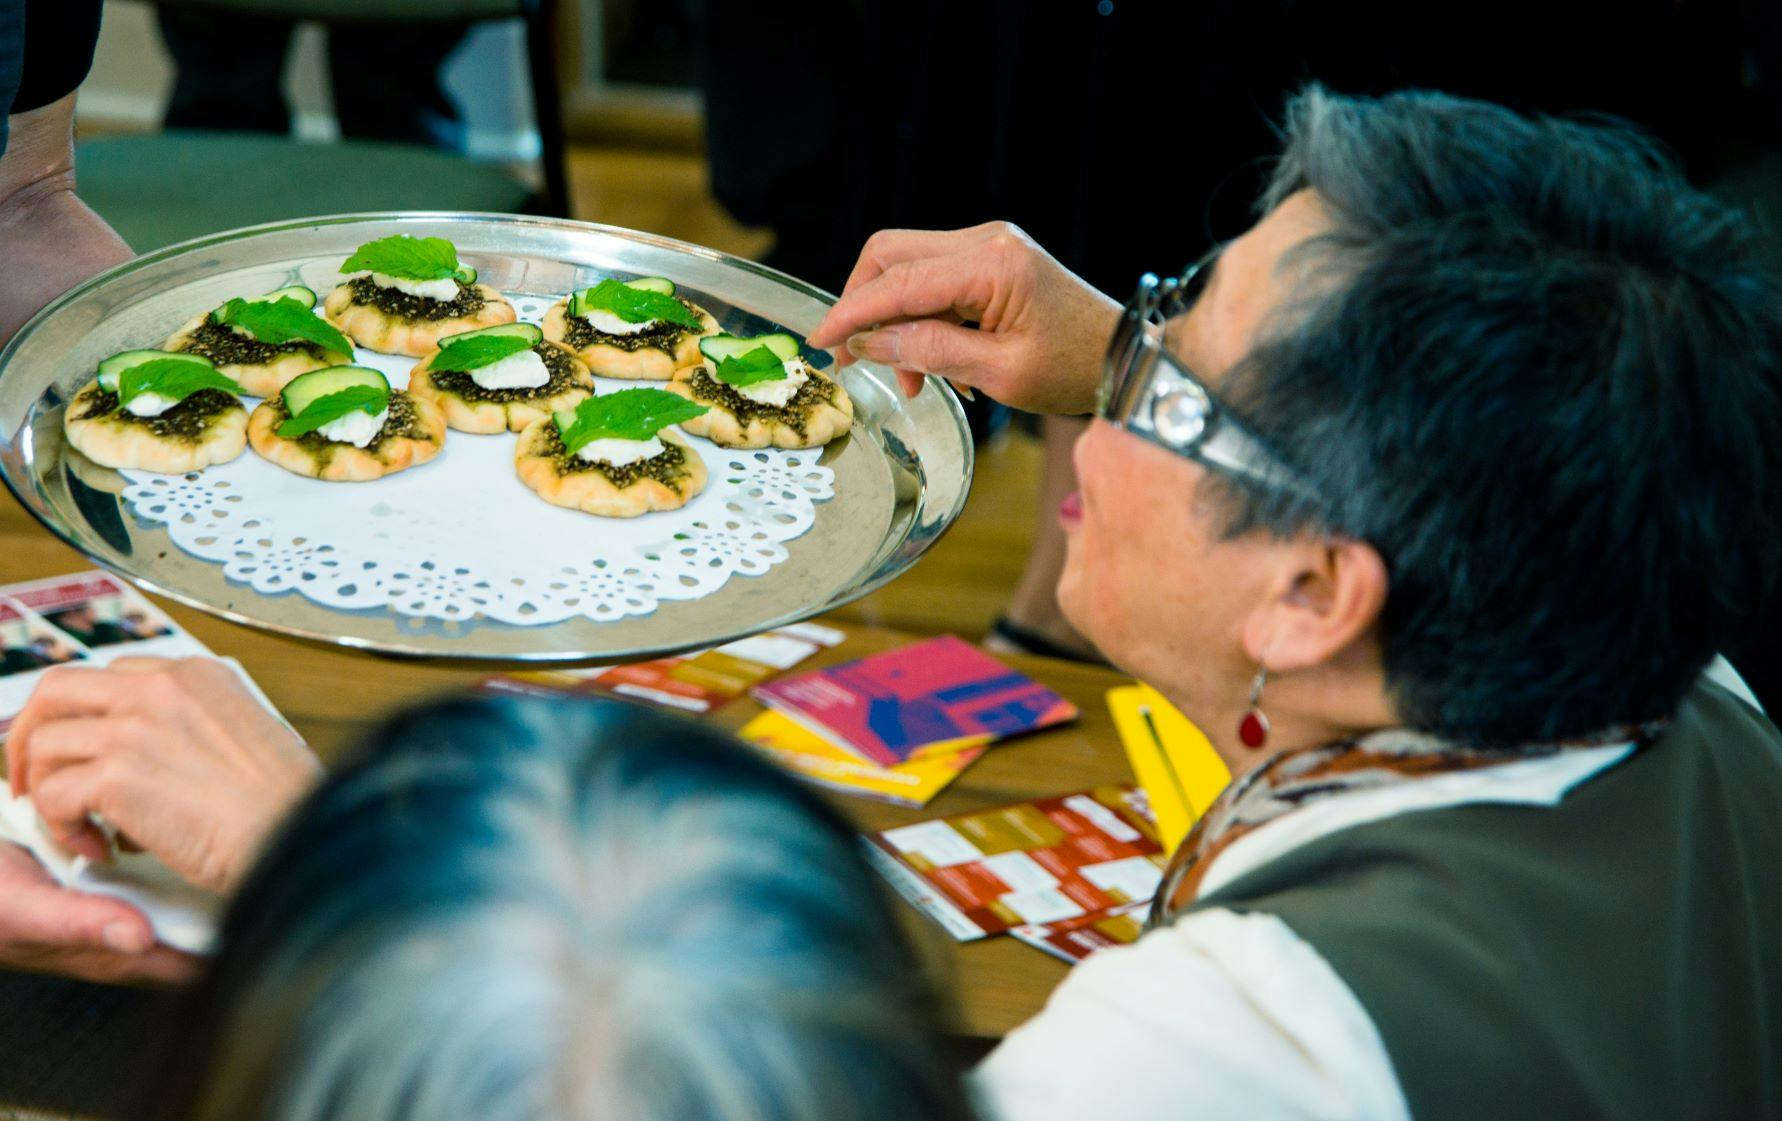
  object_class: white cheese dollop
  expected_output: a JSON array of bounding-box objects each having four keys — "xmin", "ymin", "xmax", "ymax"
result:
[
  {"xmin": 358, "ymin": 272, "xmax": 461, "ymax": 302},
  {"xmin": 576, "ymin": 435, "xmax": 665, "ymax": 466},
  {"xmin": 580, "ymin": 308, "xmax": 658, "ymax": 336},
  {"xmin": 316, "ymin": 408, "xmax": 388, "ymax": 448},
  {"xmin": 468, "ymin": 349, "xmax": 550, "ymax": 390},
  {"xmin": 124, "ymin": 392, "xmax": 179, "ymax": 418},
  {"xmin": 735, "ymin": 358, "xmax": 811, "ymax": 407}
]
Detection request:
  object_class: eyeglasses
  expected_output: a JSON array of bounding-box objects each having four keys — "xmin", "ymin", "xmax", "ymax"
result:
[{"xmin": 1096, "ymin": 255, "xmax": 1320, "ymax": 502}]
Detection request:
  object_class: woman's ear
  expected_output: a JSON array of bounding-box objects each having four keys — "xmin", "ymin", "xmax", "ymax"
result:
[{"xmin": 1242, "ymin": 536, "xmax": 1389, "ymax": 672}]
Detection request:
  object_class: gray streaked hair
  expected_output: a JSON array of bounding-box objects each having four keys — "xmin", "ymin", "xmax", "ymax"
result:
[
  {"xmin": 1210, "ymin": 85, "xmax": 1782, "ymax": 745},
  {"xmin": 143, "ymin": 696, "xmax": 972, "ymax": 1121}
]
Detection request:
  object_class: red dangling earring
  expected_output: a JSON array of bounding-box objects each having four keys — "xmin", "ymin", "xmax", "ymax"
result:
[{"xmin": 1238, "ymin": 665, "xmax": 1270, "ymax": 749}]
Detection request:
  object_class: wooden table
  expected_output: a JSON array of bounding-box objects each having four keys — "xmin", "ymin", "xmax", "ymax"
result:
[{"xmin": 1, "ymin": 491, "xmax": 1137, "ymax": 1040}]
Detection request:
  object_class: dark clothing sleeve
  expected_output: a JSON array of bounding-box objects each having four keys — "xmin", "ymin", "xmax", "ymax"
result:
[
  {"xmin": 0, "ymin": 0, "xmax": 22, "ymax": 155},
  {"xmin": 1, "ymin": 0, "xmax": 101, "ymax": 157},
  {"xmin": 13, "ymin": 0, "xmax": 100, "ymax": 113}
]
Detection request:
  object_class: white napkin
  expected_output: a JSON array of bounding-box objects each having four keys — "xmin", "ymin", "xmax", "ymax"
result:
[{"xmin": 0, "ymin": 792, "xmax": 221, "ymax": 955}]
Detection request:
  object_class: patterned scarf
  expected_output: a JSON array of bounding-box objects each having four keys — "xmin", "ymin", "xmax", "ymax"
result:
[{"xmin": 1149, "ymin": 719, "xmax": 1667, "ymax": 923}]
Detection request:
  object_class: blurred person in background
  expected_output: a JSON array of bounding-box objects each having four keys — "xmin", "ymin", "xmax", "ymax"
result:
[
  {"xmin": 156, "ymin": 9, "xmax": 469, "ymax": 152},
  {"xmin": 131, "ymin": 693, "xmax": 972, "ymax": 1121}
]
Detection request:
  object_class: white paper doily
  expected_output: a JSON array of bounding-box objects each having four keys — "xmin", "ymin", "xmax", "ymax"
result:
[{"xmin": 116, "ymin": 295, "xmax": 836, "ymax": 626}]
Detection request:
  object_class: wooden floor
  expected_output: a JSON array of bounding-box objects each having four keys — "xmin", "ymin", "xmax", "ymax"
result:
[{"xmin": 564, "ymin": 145, "xmax": 1045, "ymax": 641}]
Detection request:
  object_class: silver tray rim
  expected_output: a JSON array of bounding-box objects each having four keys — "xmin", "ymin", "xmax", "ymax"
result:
[{"xmin": 0, "ymin": 210, "xmax": 975, "ymax": 663}]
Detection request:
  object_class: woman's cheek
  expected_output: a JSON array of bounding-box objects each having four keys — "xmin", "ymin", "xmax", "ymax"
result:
[{"xmin": 1068, "ymin": 423, "xmax": 1158, "ymax": 640}]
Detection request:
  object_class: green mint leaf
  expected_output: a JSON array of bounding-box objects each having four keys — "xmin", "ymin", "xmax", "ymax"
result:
[
  {"xmin": 430, "ymin": 334, "xmax": 536, "ymax": 373},
  {"xmin": 340, "ymin": 235, "xmax": 463, "ymax": 281},
  {"xmin": 214, "ymin": 297, "xmax": 354, "ymax": 355},
  {"xmin": 117, "ymin": 359, "xmax": 239, "ymax": 410},
  {"xmin": 555, "ymin": 388, "xmax": 708, "ymax": 452},
  {"xmin": 573, "ymin": 279, "xmax": 702, "ymax": 330},
  {"xmin": 277, "ymin": 385, "xmax": 391, "ymax": 439},
  {"xmin": 713, "ymin": 345, "xmax": 791, "ymax": 388}
]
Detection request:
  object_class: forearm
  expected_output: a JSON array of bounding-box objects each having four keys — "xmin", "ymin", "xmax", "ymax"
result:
[{"xmin": 0, "ymin": 94, "xmax": 131, "ymax": 348}]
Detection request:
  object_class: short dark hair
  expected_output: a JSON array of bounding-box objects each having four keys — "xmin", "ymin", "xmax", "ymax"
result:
[{"xmin": 1218, "ymin": 87, "xmax": 1782, "ymax": 745}]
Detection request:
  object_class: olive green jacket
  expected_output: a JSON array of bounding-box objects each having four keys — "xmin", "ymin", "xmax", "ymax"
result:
[{"xmin": 1190, "ymin": 681, "xmax": 1782, "ymax": 1121}]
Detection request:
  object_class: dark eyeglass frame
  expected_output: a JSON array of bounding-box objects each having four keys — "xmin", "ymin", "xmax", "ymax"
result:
[{"xmin": 1096, "ymin": 254, "xmax": 1320, "ymax": 502}]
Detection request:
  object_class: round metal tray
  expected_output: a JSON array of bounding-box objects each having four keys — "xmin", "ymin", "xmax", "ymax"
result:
[{"xmin": 0, "ymin": 212, "xmax": 973, "ymax": 663}]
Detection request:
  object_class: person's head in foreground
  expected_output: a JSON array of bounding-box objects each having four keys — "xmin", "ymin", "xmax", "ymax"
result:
[
  {"xmin": 1062, "ymin": 86, "xmax": 1782, "ymax": 756},
  {"xmin": 140, "ymin": 695, "xmax": 971, "ymax": 1121}
]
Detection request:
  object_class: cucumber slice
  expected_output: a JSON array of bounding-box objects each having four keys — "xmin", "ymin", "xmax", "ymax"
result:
[
  {"xmin": 261, "ymin": 285, "xmax": 317, "ymax": 309},
  {"xmin": 454, "ymin": 264, "xmax": 478, "ymax": 284},
  {"xmin": 438, "ymin": 322, "xmax": 543, "ymax": 347},
  {"xmin": 698, "ymin": 333, "xmax": 800, "ymax": 365},
  {"xmin": 96, "ymin": 349, "xmax": 213, "ymax": 393},
  {"xmin": 281, "ymin": 365, "xmax": 390, "ymax": 415}
]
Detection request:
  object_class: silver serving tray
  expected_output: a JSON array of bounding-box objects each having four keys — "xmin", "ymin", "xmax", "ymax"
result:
[{"xmin": 0, "ymin": 212, "xmax": 973, "ymax": 662}]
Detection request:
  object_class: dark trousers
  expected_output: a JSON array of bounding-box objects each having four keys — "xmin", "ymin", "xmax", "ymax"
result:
[{"xmin": 157, "ymin": 9, "xmax": 470, "ymax": 152}]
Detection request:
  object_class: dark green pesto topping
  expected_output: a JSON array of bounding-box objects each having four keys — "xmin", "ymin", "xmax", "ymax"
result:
[
  {"xmin": 686, "ymin": 367, "xmax": 835, "ymax": 435},
  {"xmin": 430, "ymin": 344, "xmax": 581, "ymax": 403},
  {"xmin": 346, "ymin": 276, "xmax": 485, "ymax": 321},
  {"xmin": 269, "ymin": 391, "xmax": 427, "ymax": 456},
  {"xmin": 540, "ymin": 422, "xmax": 689, "ymax": 487},
  {"xmin": 77, "ymin": 387, "xmax": 238, "ymax": 443},
  {"xmin": 75, "ymin": 388, "xmax": 122, "ymax": 421},
  {"xmin": 183, "ymin": 317, "xmax": 325, "ymax": 366},
  {"xmin": 562, "ymin": 296, "xmax": 701, "ymax": 354}
]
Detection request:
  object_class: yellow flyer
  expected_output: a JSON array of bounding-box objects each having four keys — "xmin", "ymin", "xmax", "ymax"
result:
[
  {"xmin": 739, "ymin": 709, "xmax": 984, "ymax": 808},
  {"xmin": 1107, "ymin": 683, "xmax": 1231, "ymax": 854}
]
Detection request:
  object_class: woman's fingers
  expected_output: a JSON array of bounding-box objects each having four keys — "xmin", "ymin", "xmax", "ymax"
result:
[
  {"xmin": 0, "ymin": 843, "xmax": 200, "ymax": 984},
  {"xmin": 831, "ymin": 309, "xmax": 968, "ymax": 371},
  {"xmin": 846, "ymin": 319, "xmax": 1004, "ymax": 387},
  {"xmin": 30, "ymin": 762, "xmax": 118, "ymax": 865},
  {"xmin": 6, "ymin": 659, "xmax": 182, "ymax": 797},
  {"xmin": 7, "ymin": 665, "xmax": 128, "ymax": 796},
  {"xmin": 837, "ymin": 223, "xmax": 1011, "ymax": 298},
  {"xmin": 98, "ymin": 655, "xmax": 181, "ymax": 675},
  {"xmin": 809, "ymin": 251, "xmax": 996, "ymax": 350},
  {"xmin": 20, "ymin": 716, "xmax": 116, "ymax": 808},
  {"xmin": 0, "ymin": 843, "xmax": 151, "ymax": 951},
  {"xmin": 5, "ymin": 656, "xmax": 315, "ymax": 895}
]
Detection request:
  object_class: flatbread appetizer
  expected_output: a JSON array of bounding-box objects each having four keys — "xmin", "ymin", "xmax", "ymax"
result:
[
  {"xmin": 541, "ymin": 277, "xmax": 718, "ymax": 380},
  {"xmin": 323, "ymin": 235, "xmax": 515, "ymax": 357},
  {"xmin": 406, "ymin": 323, "xmax": 593, "ymax": 435},
  {"xmin": 515, "ymin": 387, "xmax": 709, "ymax": 517},
  {"xmin": 248, "ymin": 365, "xmax": 446, "ymax": 482},
  {"xmin": 668, "ymin": 333, "xmax": 853, "ymax": 449},
  {"xmin": 162, "ymin": 285, "xmax": 353, "ymax": 397},
  {"xmin": 63, "ymin": 350, "xmax": 247, "ymax": 474}
]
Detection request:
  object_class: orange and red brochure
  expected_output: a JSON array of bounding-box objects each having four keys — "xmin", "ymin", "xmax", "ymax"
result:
[
  {"xmin": 1011, "ymin": 902, "xmax": 1150, "ymax": 964},
  {"xmin": 482, "ymin": 622, "xmax": 844, "ymax": 714},
  {"xmin": 863, "ymin": 785, "xmax": 1165, "ymax": 941}
]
